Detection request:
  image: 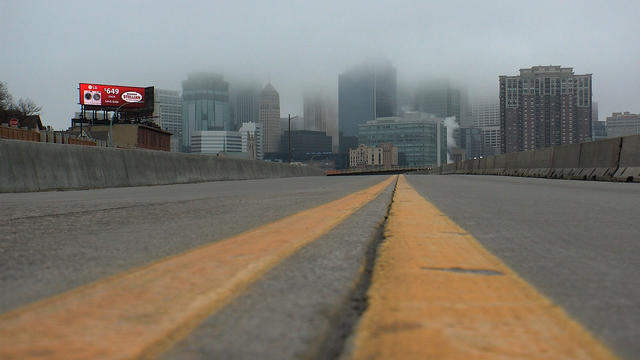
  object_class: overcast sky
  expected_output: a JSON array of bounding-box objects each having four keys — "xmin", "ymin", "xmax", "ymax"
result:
[{"xmin": 1, "ymin": 0, "xmax": 639, "ymax": 130}]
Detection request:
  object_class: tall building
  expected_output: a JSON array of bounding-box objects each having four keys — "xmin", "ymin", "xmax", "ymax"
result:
[
  {"xmin": 457, "ymin": 127, "xmax": 484, "ymax": 159},
  {"xmin": 181, "ymin": 73, "xmax": 231, "ymax": 152},
  {"xmin": 471, "ymin": 100, "xmax": 501, "ymax": 155},
  {"xmin": 359, "ymin": 112, "xmax": 446, "ymax": 166},
  {"xmin": 231, "ymin": 83, "xmax": 261, "ymax": 131},
  {"xmin": 153, "ymin": 89, "xmax": 182, "ymax": 152},
  {"xmin": 499, "ymin": 65, "xmax": 592, "ymax": 153},
  {"xmin": 338, "ymin": 60, "xmax": 397, "ymax": 139},
  {"xmin": 259, "ymin": 83, "xmax": 281, "ymax": 153},
  {"xmin": 413, "ymin": 79, "xmax": 461, "ymax": 125},
  {"xmin": 606, "ymin": 112, "xmax": 640, "ymax": 138},
  {"xmin": 303, "ymin": 90, "xmax": 339, "ymax": 152},
  {"xmin": 239, "ymin": 121, "xmax": 263, "ymax": 160}
]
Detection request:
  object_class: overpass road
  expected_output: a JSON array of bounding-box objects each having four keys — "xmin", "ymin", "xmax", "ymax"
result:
[{"xmin": 0, "ymin": 175, "xmax": 638, "ymax": 359}]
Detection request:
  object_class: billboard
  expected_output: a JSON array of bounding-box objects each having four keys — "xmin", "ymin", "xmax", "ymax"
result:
[{"xmin": 79, "ymin": 83, "xmax": 146, "ymax": 108}]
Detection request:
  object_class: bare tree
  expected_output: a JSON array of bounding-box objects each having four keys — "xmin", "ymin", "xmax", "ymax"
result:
[
  {"xmin": 16, "ymin": 98, "xmax": 42, "ymax": 116},
  {"xmin": 0, "ymin": 81, "xmax": 14, "ymax": 111}
]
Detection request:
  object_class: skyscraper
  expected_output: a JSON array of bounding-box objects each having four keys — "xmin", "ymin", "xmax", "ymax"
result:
[
  {"xmin": 499, "ymin": 65, "xmax": 592, "ymax": 153},
  {"xmin": 303, "ymin": 90, "xmax": 338, "ymax": 152},
  {"xmin": 471, "ymin": 99, "xmax": 501, "ymax": 155},
  {"xmin": 259, "ymin": 83, "xmax": 281, "ymax": 153},
  {"xmin": 338, "ymin": 61, "xmax": 397, "ymax": 139},
  {"xmin": 153, "ymin": 89, "xmax": 182, "ymax": 152},
  {"xmin": 413, "ymin": 79, "xmax": 461, "ymax": 124},
  {"xmin": 181, "ymin": 73, "xmax": 231, "ymax": 152},
  {"xmin": 231, "ymin": 82, "xmax": 261, "ymax": 131}
]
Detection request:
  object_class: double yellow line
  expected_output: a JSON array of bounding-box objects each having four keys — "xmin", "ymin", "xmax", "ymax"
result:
[{"xmin": 0, "ymin": 175, "xmax": 619, "ymax": 359}]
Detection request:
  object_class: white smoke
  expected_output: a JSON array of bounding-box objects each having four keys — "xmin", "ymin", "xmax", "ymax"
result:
[{"xmin": 444, "ymin": 116, "xmax": 459, "ymax": 162}]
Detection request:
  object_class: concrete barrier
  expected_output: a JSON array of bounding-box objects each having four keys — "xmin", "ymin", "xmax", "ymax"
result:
[
  {"xmin": 549, "ymin": 143, "xmax": 581, "ymax": 179},
  {"xmin": 572, "ymin": 137, "xmax": 622, "ymax": 180},
  {"xmin": 493, "ymin": 154, "xmax": 507, "ymax": 175},
  {"xmin": 485, "ymin": 156, "xmax": 496, "ymax": 175},
  {"xmin": 0, "ymin": 139, "xmax": 324, "ymax": 193},
  {"xmin": 613, "ymin": 135, "xmax": 640, "ymax": 182}
]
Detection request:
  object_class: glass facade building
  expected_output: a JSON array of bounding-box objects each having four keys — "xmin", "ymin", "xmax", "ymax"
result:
[
  {"xmin": 181, "ymin": 73, "xmax": 231, "ymax": 152},
  {"xmin": 338, "ymin": 61, "xmax": 397, "ymax": 139},
  {"xmin": 358, "ymin": 112, "xmax": 447, "ymax": 166}
]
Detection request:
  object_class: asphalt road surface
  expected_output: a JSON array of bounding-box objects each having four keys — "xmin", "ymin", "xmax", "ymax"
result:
[
  {"xmin": 406, "ymin": 175, "xmax": 640, "ymax": 360},
  {"xmin": 1, "ymin": 174, "xmax": 638, "ymax": 359}
]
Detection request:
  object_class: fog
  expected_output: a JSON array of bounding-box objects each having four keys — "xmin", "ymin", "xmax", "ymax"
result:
[{"xmin": 1, "ymin": 0, "xmax": 639, "ymax": 130}]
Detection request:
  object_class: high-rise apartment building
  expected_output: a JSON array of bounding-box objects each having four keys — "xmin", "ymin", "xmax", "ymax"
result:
[
  {"xmin": 181, "ymin": 73, "xmax": 231, "ymax": 152},
  {"xmin": 259, "ymin": 83, "xmax": 281, "ymax": 153},
  {"xmin": 338, "ymin": 60, "xmax": 397, "ymax": 139},
  {"xmin": 471, "ymin": 100, "xmax": 501, "ymax": 155},
  {"xmin": 499, "ymin": 65, "xmax": 592, "ymax": 153},
  {"xmin": 153, "ymin": 89, "xmax": 182, "ymax": 152},
  {"xmin": 606, "ymin": 112, "xmax": 640, "ymax": 138}
]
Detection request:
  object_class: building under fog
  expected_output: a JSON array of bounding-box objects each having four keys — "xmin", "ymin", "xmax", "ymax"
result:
[
  {"xmin": 338, "ymin": 61, "xmax": 397, "ymax": 139},
  {"xmin": 471, "ymin": 100, "xmax": 501, "ymax": 156},
  {"xmin": 259, "ymin": 84, "xmax": 281, "ymax": 153},
  {"xmin": 181, "ymin": 73, "xmax": 231, "ymax": 152},
  {"xmin": 153, "ymin": 89, "xmax": 182, "ymax": 152},
  {"xmin": 239, "ymin": 121, "xmax": 263, "ymax": 160},
  {"xmin": 606, "ymin": 112, "xmax": 640, "ymax": 138},
  {"xmin": 303, "ymin": 90, "xmax": 338, "ymax": 152}
]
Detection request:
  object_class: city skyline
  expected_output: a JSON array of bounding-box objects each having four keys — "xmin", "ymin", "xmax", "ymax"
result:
[{"xmin": 1, "ymin": 1, "xmax": 639, "ymax": 131}]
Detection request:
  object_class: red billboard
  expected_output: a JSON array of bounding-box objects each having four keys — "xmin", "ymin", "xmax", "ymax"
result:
[{"xmin": 79, "ymin": 83, "xmax": 146, "ymax": 108}]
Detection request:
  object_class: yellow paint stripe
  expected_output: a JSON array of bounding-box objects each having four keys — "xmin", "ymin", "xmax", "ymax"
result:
[
  {"xmin": 0, "ymin": 176, "xmax": 395, "ymax": 360},
  {"xmin": 350, "ymin": 175, "xmax": 618, "ymax": 360}
]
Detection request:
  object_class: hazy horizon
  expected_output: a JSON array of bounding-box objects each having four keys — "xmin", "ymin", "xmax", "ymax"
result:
[{"xmin": 2, "ymin": 0, "xmax": 639, "ymax": 130}]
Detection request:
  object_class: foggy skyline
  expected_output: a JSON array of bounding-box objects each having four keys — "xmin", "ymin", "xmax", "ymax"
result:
[{"xmin": 1, "ymin": 0, "xmax": 639, "ymax": 130}]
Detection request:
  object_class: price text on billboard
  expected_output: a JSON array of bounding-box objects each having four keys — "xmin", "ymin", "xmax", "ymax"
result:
[{"xmin": 79, "ymin": 83, "xmax": 145, "ymax": 108}]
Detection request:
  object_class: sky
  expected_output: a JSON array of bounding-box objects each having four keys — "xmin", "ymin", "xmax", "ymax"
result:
[{"xmin": 1, "ymin": 0, "xmax": 639, "ymax": 130}]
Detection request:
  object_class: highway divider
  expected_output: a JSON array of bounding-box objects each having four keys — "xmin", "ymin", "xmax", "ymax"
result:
[
  {"xmin": 0, "ymin": 139, "xmax": 324, "ymax": 192},
  {"xmin": 429, "ymin": 135, "xmax": 639, "ymax": 182}
]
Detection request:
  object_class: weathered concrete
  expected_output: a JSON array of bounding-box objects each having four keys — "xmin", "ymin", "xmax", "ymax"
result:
[
  {"xmin": 574, "ymin": 137, "xmax": 622, "ymax": 180},
  {"xmin": 549, "ymin": 143, "xmax": 582, "ymax": 179},
  {"xmin": 0, "ymin": 139, "xmax": 324, "ymax": 193},
  {"xmin": 614, "ymin": 135, "xmax": 640, "ymax": 182}
]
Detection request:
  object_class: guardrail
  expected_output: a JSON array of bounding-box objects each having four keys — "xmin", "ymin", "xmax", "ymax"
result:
[
  {"xmin": 327, "ymin": 165, "xmax": 434, "ymax": 176},
  {"xmin": 425, "ymin": 135, "xmax": 640, "ymax": 182}
]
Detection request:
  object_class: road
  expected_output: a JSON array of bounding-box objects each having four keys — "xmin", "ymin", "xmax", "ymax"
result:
[{"xmin": 0, "ymin": 174, "xmax": 638, "ymax": 359}]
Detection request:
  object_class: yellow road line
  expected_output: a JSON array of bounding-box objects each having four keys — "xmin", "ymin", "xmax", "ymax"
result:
[
  {"xmin": 0, "ymin": 176, "xmax": 395, "ymax": 360},
  {"xmin": 350, "ymin": 175, "xmax": 618, "ymax": 360}
]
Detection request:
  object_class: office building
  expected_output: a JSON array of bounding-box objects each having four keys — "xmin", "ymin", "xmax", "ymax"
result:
[
  {"xmin": 281, "ymin": 130, "xmax": 332, "ymax": 158},
  {"xmin": 232, "ymin": 83, "xmax": 261, "ymax": 131},
  {"xmin": 471, "ymin": 100, "xmax": 501, "ymax": 155},
  {"xmin": 606, "ymin": 112, "xmax": 640, "ymax": 138},
  {"xmin": 259, "ymin": 84, "xmax": 281, "ymax": 153},
  {"xmin": 359, "ymin": 112, "xmax": 446, "ymax": 166},
  {"xmin": 304, "ymin": 90, "xmax": 339, "ymax": 152},
  {"xmin": 338, "ymin": 60, "xmax": 397, "ymax": 139},
  {"xmin": 457, "ymin": 127, "xmax": 484, "ymax": 159},
  {"xmin": 153, "ymin": 89, "xmax": 182, "ymax": 152},
  {"xmin": 499, "ymin": 65, "xmax": 592, "ymax": 153},
  {"xmin": 181, "ymin": 73, "xmax": 231, "ymax": 152},
  {"xmin": 191, "ymin": 131, "xmax": 241, "ymax": 154},
  {"xmin": 413, "ymin": 79, "xmax": 461, "ymax": 125},
  {"xmin": 239, "ymin": 122, "xmax": 263, "ymax": 160}
]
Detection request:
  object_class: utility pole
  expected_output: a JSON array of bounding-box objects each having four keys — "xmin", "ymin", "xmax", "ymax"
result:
[{"xmin": 288, "ymin": 113, "xmax": 291, "ymax": 163}]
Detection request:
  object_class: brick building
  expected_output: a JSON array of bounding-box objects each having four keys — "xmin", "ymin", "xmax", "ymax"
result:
[{"xmin": 500, "ymin": 66, "xmax": 592, "ymax": 153}]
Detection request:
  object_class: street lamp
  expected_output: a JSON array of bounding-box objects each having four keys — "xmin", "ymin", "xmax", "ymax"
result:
[
  {"xmin": 288, "ymin": 114, "xmax": 298, "ymax": 163},
  {"xmin": 110, "ymin": 100, "xmax": 142, "ymax": 147}
]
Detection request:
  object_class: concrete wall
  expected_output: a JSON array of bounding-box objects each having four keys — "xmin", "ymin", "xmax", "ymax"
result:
[
  {"xmin": 0, "ymin": 139, "xmax": 325, "ymax": 193},
  {"xmin": 428, "ymin": 135, "xmax": 640, "ymax": 182}
]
